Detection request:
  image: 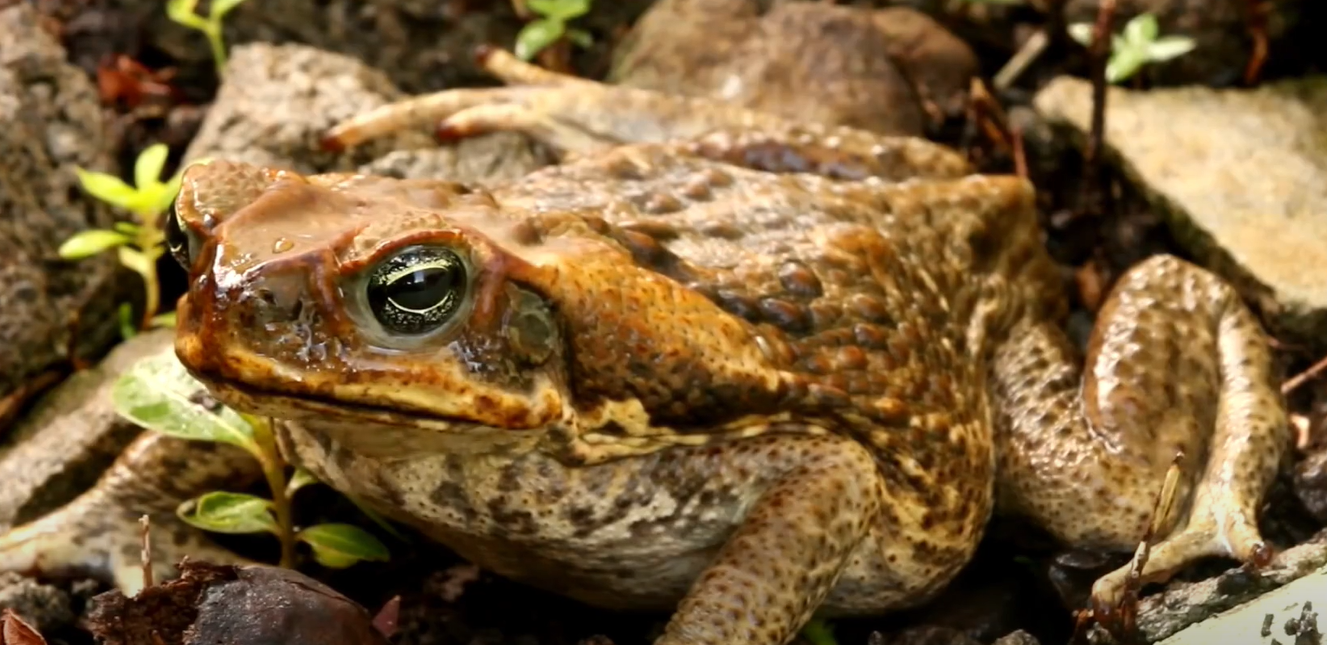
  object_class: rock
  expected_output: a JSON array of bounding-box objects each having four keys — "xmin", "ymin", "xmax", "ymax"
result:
[
  {"xmin": 0, "ymin": 3, "xmax": 124, "ymax": 433},
  {"xmin": 83, "ymin": 561, "xmax": 390, "ymax": 645},
  {"xmin": 1033, "ymin": 76, "xmax": 1327, "ymax": 351},
  {"xmin": 1130, "ymin": 529, "xmax": 1327, "ymax": 642},
  {"xmin": 610, "ymin": 0, "xmax": 978, "ymax": 136},
  {"xmin": 0, "ymin": 573, "xmax": 73, "ymax": 634},
  {"xmin": 993, "ymin": 631, "xmax": 1041, "ymax": 645},
  {"xmin": 1156, "ymin": 563, "xmax": 1325, "ymax": 644},
  {"xmin": 185, "ymin": 42, "xmax": 551, "ymax": 185},
  {"xmin": 1294, "ymin": 449, "xmax": 1327, "ymax": 525},
  {"xmin": 0, "ymin": 328, "xmax": 174, "ymax": 531},
  {"xmin": 1063, "ymin": 0, "xmax": 1307, "ymax": 87}
]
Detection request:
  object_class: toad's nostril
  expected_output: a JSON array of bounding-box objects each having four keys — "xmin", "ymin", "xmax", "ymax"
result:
[{"xmin": 242, "ymin": 277, "xmax": 313, "ymax": 329}]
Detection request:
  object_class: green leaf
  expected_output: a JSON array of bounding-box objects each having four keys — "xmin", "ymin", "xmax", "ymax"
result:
[
  {"xmin": 801, "ymin": 617, "xmax": 838, "ymax": 645},
  {"xmin": 1147, "ymin": 36, "xmax": 1196, "ymax": 62},
  {"xmin": 286, "ymin": 467, "xmax": 320, "ymax": 497},
  {"xmin": 527, "ymin": 0, "xmax": 590, "ymax": 20},
  {"xmin": 565, "ymin": 28, "xmax": 593, "ymax": 49},
  {"xmin": 298, "ymin": 523, "xmax": 391, "ymax": 569},
  {"xmin": 210, "ymin": 0, "xmax": 249, "ymax": 19},
  {"xmin": 1067, "ymin": 23, "xmax": 1094, "ymax": 47},
  {"xmin": 111, "ymin": 352, "xmax": 257, "ymax": 449},
  {"xmin": 149, "ymin": 311, "xmax": 178, "ymax": 328},
  {"xmin": 58, "ymin": 229, "xmax": 130, "ymax": 259},
  {"xmin": 133, "ymin": 144, "xmax": 169, "ymax": 191},
  {"xmin": 150, "ymin": 169, "xmax": 186, "ymax": 218},
  {"xmin": 166, "ymin": 0, "xmax": 207, "ymax": 28},
  {"xmin": 75, "ymin": 167, "xmax": 140, "ymax": 211},
  {"xmin": 113, "ymin": 221, "xmax": 142, "ymax": 236},
  {"xmin": 117, "ymin": 246, "xmax": 155, "ymax": 282},
  {"xmin": 1106, "ymin": 47, "xmax": 1149, "ymax": 83},
  {"xmin": 179, "ymin": 491, "xmax": 278, "ymax": 534},
  {"xmin": 346, "ymin": 495, "xmax": 408, "ymax": 542},
  {"xmin": 1124, "ymin": 13, "xmax": 1159, "ymax": 46},
  {"xmin": 118, "ymin": 302, "xmax": 138, "ymax": 340},
  {"xmin": 515, "ymin": 19, "xmax": 565, "ymax": 61}
]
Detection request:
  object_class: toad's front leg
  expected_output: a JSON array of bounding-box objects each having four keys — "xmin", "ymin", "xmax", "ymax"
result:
[{"xmin": 654, "ymin": 434, "xmax": 976, "ymax": 645}]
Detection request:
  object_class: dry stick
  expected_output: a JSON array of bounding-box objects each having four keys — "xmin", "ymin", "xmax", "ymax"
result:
[
  {"xmin": 1282, "ymin": 353, "xmax": 1327, "ymax": 396},
  {"xmin": 1012, "ymin": 124, "xmax": 1029, "ymax": 179},
  {"xmin": 994, "ymin": 29, "xmax": 1049, "ymax": 91},
  {"xmin": 1243, "ymin": 0, "xmax": 1271, "ymax": 85},
  {"xmin": 139, "ymin": 514, "xmax": 154, "ymax": 590}
]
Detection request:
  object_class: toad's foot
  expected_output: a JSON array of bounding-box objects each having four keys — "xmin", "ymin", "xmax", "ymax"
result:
[
  {"xmin": 0, "ymin": 432, "xmax": 262, "ymax": 595},
  {"xmin": 992, "ymin": 255, "xmax": 1289, "ymax": 615},
  {"xmin": 320, "ymin": 47, "xmax": 971, "ymax": 181}
]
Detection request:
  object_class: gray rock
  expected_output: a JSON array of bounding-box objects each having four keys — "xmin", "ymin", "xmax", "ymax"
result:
[
  {"xmin": 0, "ymin": 328, "xmax": 175, "ymax": 531},
  {"xmin": 185, "ymin": 42, "xmax": 551, "ymax": 184},
  {"xmin": 610, "ymin": 0, "xmax": 979, "ymax": 136},
  {"xmin": 993, "ymin": 631, "xmax": 1041, "ymax": 645},
  {"xmin": 1157, "ymin": 563, "xmax": 1325, "ymax": 645},
  {"xmin": 1133, "ymin": 529, "xmax": 1327, "ymax": 642},
  {"xmin": 0, "ymin": 3, "xmax": 124, "ymax": 433},
  {"xmin": 1033, "ymin": 76, "xmax": 1327, "ymax": 351},
  {"xmin": 0, "ymin": 571, "xmax": 74, "ymax": 632}
]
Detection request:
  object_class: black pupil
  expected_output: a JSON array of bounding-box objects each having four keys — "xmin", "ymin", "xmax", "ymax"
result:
[
  {"xmin": 366, "ymin": 247, "xmax": 466, "ymax": 335},
  {"xmin": 387, "ymin": 266, "xmax": 459, "ymax": 311}
]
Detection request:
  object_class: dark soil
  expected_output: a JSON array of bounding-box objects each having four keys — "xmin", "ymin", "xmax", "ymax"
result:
[{"xmin": 12, "ymin": 1, "xmax": 1327, "ymax": 644}]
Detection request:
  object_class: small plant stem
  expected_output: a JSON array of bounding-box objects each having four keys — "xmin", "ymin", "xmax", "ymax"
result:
[
  {"xmin": 134, "ymin": 217, "xmax": 164, "ymax": 330},
  {"xmin": 1080, "ymin": 0, "xmax": 1117, "ymax": 220},
  {"xmin": 1085, "ymin": 0, "xmax": 1116, "ymax": 168},
  {"xmin": 250, "ymin": 418, "xmax": 295, "ymax": 568},
  {"xmin": 206, "ymin": 26, "xmax": 227, "ymax": 75}
]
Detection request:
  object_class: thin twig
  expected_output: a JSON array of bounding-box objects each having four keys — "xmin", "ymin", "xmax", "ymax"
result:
[
  {"xmin": 1282, "ymin": 353, "xmax": 1327, "ymax": 396},
  {"xmin": 994, "ymin": 29, "xmax": 1049, "ymax": 91},
  {"xmin": 139, "ymin": 514, "xmax": 154, "ymax": 590},
  {"xmin": 1012, "ymin": 124, "xmax": 1028, "ymax": 179},
  {"xmin": 1084, "ymin": 0, "xmax": 1117, "ymax": 170},
  {"xmin": 1078, "ymin": 0, "xmax": 1117, "ymax": 221},
  {"xmin": 1243, "ymin": 0, "xmax": 1271, "ymax": 85}
]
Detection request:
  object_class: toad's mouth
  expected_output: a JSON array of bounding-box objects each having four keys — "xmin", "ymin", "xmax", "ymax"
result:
[{"xmin": 198, "ymin": 376, "xmax": 490, "ymax": 434}]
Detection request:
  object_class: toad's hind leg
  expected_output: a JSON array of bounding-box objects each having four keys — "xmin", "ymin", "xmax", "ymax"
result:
[
  {"xmin": 321, "ymin": 47, "xmax": 971, "ymax": 181},
  {"xmin": 0, "ymin": 432, "xmax": 262, "ymax": 595},
  {"xmin": 992, "ymin": 254, "xmax": 1289, "ymax": 608}
]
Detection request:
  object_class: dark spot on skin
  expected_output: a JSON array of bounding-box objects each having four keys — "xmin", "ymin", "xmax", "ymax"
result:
[
  {"xmin": 759, "ymin": 298, "xmax": 812, "ymax": 334},
  {"xmin": 777, "ymin": 261, "xmax": 823, "ymax": 298},
  {"xmin": 511, "ymin": 219, "xmax": 543, "ymax": 246},
  {"xmin": 714, "ymin": 289, "xmax": 762, "ymax": 323}
]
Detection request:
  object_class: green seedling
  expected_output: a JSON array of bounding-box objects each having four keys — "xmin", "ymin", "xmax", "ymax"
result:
[
  {"xmin": 166, "ymin": 0, "xmax": 250, "ymax": 76},
  {"xmin": 801, "ymin": 617, "xmax": 839, "ymax": 645},
  {"xmin": 1069, "ymin": 13, "xmax": 1196, "ymax": 84},
  {"xmin": 514, "ymin": 0, "xmax": 594, "ymax": 61},
  {"xmin": 60, "ymin": 144, "xmax": 191, "ymax": 337},
  {"xmin": 112, "ymin": 352, "xmax": 391, "ymax": 570}
]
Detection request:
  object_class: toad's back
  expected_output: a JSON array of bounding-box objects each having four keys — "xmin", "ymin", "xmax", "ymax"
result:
[{"xmin": 474, "ymin": 139, "xmax": 1066, "ymax": 586}]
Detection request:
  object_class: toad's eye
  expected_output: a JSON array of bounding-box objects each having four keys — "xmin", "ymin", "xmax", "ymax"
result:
[
  {"xmin": 164, "ymin": 197, "xmax": 200, "ymax": 271},
  {"xmin": 366, "ymin": 246, "xmax": 468, "ymax": 335}
]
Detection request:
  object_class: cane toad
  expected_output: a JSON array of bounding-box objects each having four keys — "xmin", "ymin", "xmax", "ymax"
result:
[{"xmin": 0, "ymin": 49, "xmax": 1289, "ymax": 645}]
